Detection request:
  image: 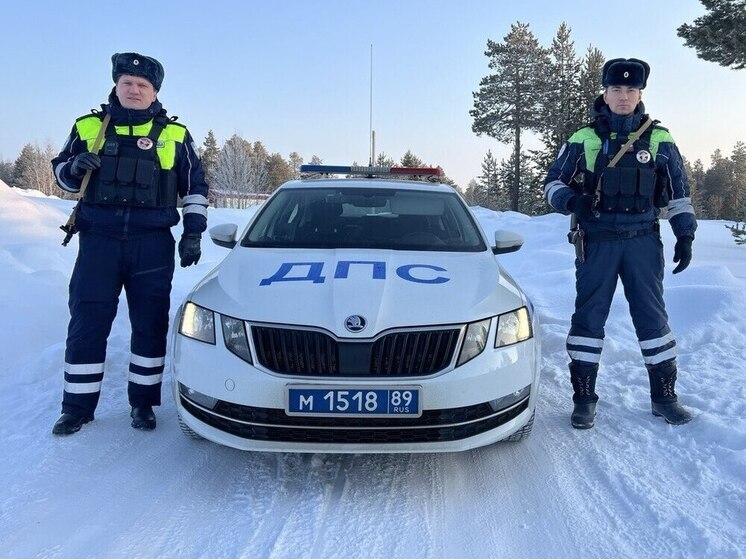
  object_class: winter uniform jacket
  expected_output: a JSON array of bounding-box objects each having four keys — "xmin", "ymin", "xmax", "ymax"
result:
[
  {"xmin": 543, "ymin": 96, "xmax": 697, "ymax": 240},
  {"xmin": 52, "ymin": 92, "xmax": 208, "ymax": 238}
]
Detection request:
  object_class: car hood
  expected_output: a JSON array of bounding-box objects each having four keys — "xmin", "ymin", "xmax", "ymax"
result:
[{"xmin": 187, "ymin": 248, "xmax": 525, "ymax": 338}]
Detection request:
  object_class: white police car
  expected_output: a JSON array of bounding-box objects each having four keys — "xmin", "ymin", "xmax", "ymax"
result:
[{"xmin": 171, "ymin": 165, "xmax": 541, "ymax": 453}]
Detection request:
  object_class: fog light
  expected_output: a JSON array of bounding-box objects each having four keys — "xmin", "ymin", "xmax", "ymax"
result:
[
  {"xmin": 179, "ymin": 383, "xmax": 218, "ymax": 410},
  {"xmin": 488, "ymin": 385, "xmax": 531, "ymax": 412}
]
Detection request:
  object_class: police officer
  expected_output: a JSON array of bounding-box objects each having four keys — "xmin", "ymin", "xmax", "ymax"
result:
[
  {"xmin": 51, "ymin": 52, "xmax": 209, "ymax": 435},
  {"xmin": 543, "ymin": 58, "xmax": 696, "ymax": 429}
]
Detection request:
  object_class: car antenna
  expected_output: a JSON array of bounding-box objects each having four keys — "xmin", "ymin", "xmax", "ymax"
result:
[{"xmin": 369, "ymin": 43, "xmax": 375, "ymax": 167}]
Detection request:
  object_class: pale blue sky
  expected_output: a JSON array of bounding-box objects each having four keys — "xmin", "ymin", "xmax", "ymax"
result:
[{"xmin": 2, "ymin": 0, "xmax": 744, "ymax": 188}]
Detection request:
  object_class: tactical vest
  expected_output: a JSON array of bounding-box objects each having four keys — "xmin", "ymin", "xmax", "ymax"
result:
[
  {"xmin": 572, "ymin": 119, "xmax": 671, "ymax": 213},
  {"xmin": 75, "ymin": 114, "xmax": 184, "ymax": 208}
]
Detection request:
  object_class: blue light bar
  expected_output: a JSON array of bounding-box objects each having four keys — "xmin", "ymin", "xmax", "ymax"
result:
[{"xmin": 300, "ymin": 165, "xmax": 354, "ymax": 174}]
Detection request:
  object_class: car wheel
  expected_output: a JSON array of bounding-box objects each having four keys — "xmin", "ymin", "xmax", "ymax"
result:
[
  {"xmin": 502, "ymin": 410, "xmax": 535, "ymax": 442},
  {"xmin": 178, "ymin": 414, "xmax": 203, "ymax": 440}
]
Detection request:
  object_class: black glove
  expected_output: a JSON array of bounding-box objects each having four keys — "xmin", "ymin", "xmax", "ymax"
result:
[
  {"xmin": 70, "ymin": 152, "xmax": 101, "ymax": 178},
  {"xmin": 178, "ymin": 234, "xmax": 201, "ymax": 267},
  {"xmin": 567, "ymin": 194, "xmax": 595, "ymax": 221},
  {"xmin": 672, "ymin": 236, "xmax": 693, "ymax": 274}
]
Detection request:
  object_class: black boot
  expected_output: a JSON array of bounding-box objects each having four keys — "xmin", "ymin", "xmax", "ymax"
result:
[
  {"xmin": 647, "ymin": 360, "xmax": 693, "ymax": 425},
  {"xmin": 570, "ymin": 362, "xmax": 599, "ymax": 429},
  {"xmin": 52, "ymin": 413, "xmax": 93, "ymax": 435},
  {"xmin": 130, "ymin": 406, "xmax": 156, "ymax": 430}
]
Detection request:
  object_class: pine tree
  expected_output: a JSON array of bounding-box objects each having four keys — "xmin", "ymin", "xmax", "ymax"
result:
[
  {"xmin": 701, "ymin": 149, "xmax": 734, "ymax": 218},
  {"xmin": 538, "ymin": 23, "xmax": 583, "ymax": 162},
  {"xmin": 13, "ymin": 144, "xmax": 35, "ymax": 190},
  {"xmin": 471, "ymin": 22, "xmax": 550, "ymax": 211},
  {"xmin": 478, "ymin": 150, "xmax": 500, "ymax": 210},
  {"xmin": 463, "ymin": 179, "xmax": 482, "ymax": 206},
  {"xmin": 200, "ymin": 130, "xmax": 219, "ymax": 185},
  {"xmin": 400, "ymin": 150, "xmax": 424, "ymax": 168},
  {"xmin": 578, "ymin": 46, "xmax": 605, "ymax": 121},
  {"xmin": 678, "ymin": 0, "xmax": 746, "ymax": 70},
  {"xmin": 730, "ymin": 141, "xmax": 746, "ymax": 221},
  {"xmin": 14, "ymin": 142, "xmax": 57, "ymax": 195},
  {"xmin": 689, "ymin": 159, "xmax": 707, "ymax": 215},
  {"xmin": 0, "ymin": 159, "xmax": 14, "ymax": 187},
  {"xmin": 266, "ymin": 153, "xmax": 293, "ymax": 191},
  {"xmin": 375, "ymin": 153, "xmax": 395, "ymax": 167}
]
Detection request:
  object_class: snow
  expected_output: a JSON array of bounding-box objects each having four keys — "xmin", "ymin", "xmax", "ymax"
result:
[{"xmin": 0, "ymin": 181, "xmax": 744, "ymax": 559}]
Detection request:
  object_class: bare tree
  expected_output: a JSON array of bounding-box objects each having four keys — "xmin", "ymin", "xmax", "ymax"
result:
[{"xmin": 212, "ymin": 134, "xmax": 268, "ymax": 208}]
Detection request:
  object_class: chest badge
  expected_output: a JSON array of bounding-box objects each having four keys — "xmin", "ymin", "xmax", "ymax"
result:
[
  {"xmin": 137, "ymin": 137, "xmax": 154, "ymax": 150},
  {"xmin": 636, "ymin": 150, "xmax": 651, "ymax": 164}
]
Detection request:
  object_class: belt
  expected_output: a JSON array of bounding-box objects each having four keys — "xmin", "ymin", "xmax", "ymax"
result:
[{"xmin": 584, "ymin": 221, "xmax": 660, "ymax": 243}]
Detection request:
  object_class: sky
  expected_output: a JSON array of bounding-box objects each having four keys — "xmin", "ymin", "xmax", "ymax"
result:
[
  {"xmin": 1, "ymin": 0, "xmax": 745, "ymax": 188},
  {"xmin": 1, "ymin": 181, "xmax": 744, "ymax": 557}
]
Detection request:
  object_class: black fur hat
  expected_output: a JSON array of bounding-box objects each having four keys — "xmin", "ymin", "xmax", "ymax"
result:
[
  {"xmin": 602, "ymin": 58, "xmax": 650, "ymax": 89},
  {"xmin": 111, "ymin": 52, "xmax": 164, "ymax": 91}
]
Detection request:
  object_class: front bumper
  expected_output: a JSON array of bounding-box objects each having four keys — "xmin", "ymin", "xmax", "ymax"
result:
[
  {"xmin": 171, "ymin": 312, "xmax": 541, "ymax": 453},
  {"xmin": 176, "ymin": 382, "xmax": 531, "ymax": 452}
]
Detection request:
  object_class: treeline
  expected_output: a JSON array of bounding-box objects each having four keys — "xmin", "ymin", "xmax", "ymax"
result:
[
  {"xmin": 688, "ymin": 142, "xmax": 746, "ymax": 221},
  {"xmin": 0, "ymin": 133, "xmax": 450, "ymax": 207},
  {"xmin": 0, "ymin": 142, "xmax": 59, "ymax": 197},
  {"xmin": 198, "ymin": 131, "xmax": 454, "ymax": 208}
]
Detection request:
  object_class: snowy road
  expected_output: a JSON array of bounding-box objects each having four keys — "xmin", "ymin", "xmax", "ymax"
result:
[{"xmin": 0, "ymin": 185, "xmax": 743, "ymax": 558}]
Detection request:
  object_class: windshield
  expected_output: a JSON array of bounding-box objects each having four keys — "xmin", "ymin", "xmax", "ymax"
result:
[{"xmin": 242, "ymin": 187, "xmax": 487, "ymax": 251}]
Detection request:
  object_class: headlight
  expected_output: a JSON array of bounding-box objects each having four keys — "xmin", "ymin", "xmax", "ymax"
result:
[
  {"xmin": 221, "ymin": 315, "xmax": 253, "ymax": 364},
  {"xmin": 495, "ymin": 307, "xmax": 532, "ymax": 347},
  {"xmin": 179, "ymin": 302, "xmax": 216, "ymax": 344},
  {"xmin": 456, "ymin": 318, "xmax": 491, "ymax": 366}
]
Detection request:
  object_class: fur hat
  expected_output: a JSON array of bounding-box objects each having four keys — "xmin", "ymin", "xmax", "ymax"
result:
[
  {"xmin": 111, "ymin": 52, "xmax": 164, "ymax": 91},
  {"xmin": 602, "ymin": 58, "xmax": 650, "ymax": 89}
]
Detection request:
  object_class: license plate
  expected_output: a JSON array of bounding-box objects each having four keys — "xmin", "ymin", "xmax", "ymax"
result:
[{"xmin": 286, "ymin": 386, "xmax": 421, "ymax": 417}]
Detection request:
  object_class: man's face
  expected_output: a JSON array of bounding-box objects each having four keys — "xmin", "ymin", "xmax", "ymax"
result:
[
  {"xmin": 115, "ymin": 75, "xmax": 157, "ymax": 110},
  {"xmin": 603, "ymin": 85, "xmax": 641, "ymax": 116}
]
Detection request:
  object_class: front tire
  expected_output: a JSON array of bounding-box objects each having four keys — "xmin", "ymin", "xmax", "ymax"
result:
[
  {"xmin": 502, "ymin": 410, "xmax": 535, "ymax": 442},
  {"xmin": 178, "ymin": 413, "xmax": 203, "ymax": 440}
]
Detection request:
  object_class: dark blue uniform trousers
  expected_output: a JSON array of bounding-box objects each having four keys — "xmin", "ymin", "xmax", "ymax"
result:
[
  {"xmin": 566, "ymin": 233, "xmax": 677, "ymax": 370},
  {"xmin": 62, "ymin": 230, "xmax": 175, "ymax": 416}
]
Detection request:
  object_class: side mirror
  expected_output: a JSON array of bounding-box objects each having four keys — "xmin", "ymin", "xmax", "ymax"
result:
[
  {"xmin": 492, "ymin": 230, "xmax": 523, "ymax": 254},
  {"xmin": 209, "ymin": 223, "xmax": 238, "ymax": 249}
]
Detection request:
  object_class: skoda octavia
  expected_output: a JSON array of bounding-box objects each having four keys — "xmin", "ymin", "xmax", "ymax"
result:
[{"xmin": 171, "ymin": 165, "xmax": 541, "ymax": 453}]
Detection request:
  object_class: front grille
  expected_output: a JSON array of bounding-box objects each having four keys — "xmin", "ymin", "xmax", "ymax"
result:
[
  {"xmin": 251, "ymin": 325, "xmax": 462, "ymax": 377},
  {"xmin": 180, "ymin": 395, "xmax": 529, "ymax": 444},
  {"xmin": 252, "ymin": 326, "xmax": 338, "ymax": 375},
  {"xmin": 370, "ymin": 330, "xmax": 459, "ymax": 375}
]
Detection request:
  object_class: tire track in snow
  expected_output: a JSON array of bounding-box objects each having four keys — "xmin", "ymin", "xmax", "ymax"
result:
[{"xmin": 307, "ymin": 454, "xmax": 355, "ymax": 558}]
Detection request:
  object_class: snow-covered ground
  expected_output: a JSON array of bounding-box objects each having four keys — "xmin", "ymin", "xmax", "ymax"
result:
[{"xmin": 0, "ymin": 181, "xmax": 743, "ymax": 559}]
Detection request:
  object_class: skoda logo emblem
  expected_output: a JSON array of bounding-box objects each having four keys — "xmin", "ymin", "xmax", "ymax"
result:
[{"xmin": 345, "ymin": 315, "xmax": 367, "ymax": 333}]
